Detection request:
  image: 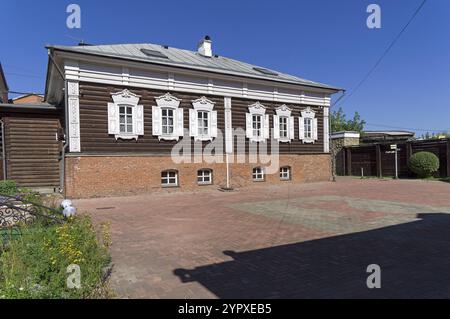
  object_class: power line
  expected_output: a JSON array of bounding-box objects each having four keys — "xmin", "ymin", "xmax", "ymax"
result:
[
  {"xmin": 334, "ymin": 0, "xmax": 428, "ymax": 108},
  {"xmin": 365, "ymin": 122, "xmax": 449, "ymax": 133}
]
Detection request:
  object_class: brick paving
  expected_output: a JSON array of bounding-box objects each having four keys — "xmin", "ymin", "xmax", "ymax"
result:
[{"xmin": 75, "ymin": 177, "xmax": 450, "ymax": 298}]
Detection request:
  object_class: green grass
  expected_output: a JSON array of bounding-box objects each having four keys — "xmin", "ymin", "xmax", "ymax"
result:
[{"xmin": 0, "ymin": 215, "xmax": 113, "ymax": 299}]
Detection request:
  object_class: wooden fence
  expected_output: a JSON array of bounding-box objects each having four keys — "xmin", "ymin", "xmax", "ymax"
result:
[{"xmin": 336, "ymin": 139, "xmax": 450, "ymax": 178}]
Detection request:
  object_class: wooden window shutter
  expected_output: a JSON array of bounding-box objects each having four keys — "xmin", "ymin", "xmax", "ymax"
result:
[
  {"xmin": 289, "ymin": 116, "xmax": 295, "ymax": 140},
  {"xmin": 152, "ymin": 105, "xmax": 161, "ymax": 136},
  {"xmin": 298, "ymin": 117, "xmax": 305, "ymax": 140},
  {"xmin": 176, "ymin": 108, "xmax": 184, "ymax": 137},
  {"xmin": 134, "ymin": 104, "xmax": 144, "ymax": 136},
  {"xmin": 246, "ymin": 113, "xmax": 253, "ymax": 139},
  {"xmin": 211, "ymin": 110, "xmax": 218, "ymax": 138},
  {"xmin": 189, "ymin": 109, "xmax": 198, "ymax": 137},
  {"xmin": 313, "ymin": 118, "xmax": 318, "ymax": 141},
  {"xmin": 263, "ymin": 114, "xmax": 270, "ymax": 139},
  {"xmin": 107, "ymin": 103, "xmax": 118, "ymax": 135},
  {"xmin": 273, "ymin": 115, "xmax": 280, "ymax": 140}
]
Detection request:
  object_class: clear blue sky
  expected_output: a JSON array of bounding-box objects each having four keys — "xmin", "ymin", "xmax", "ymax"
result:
[{"xmin": 1, "ymin": 0, "xmax": 449, "ymax": 135}]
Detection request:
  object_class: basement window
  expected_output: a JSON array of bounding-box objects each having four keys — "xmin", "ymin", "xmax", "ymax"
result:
[
  {"xmin": 280, "ymin": 166, "xmax": 291, "ymax": 181},
  {"xmin": 161, "ymin": 170, "xmax": 178, "ymax": 187},
  {"xmin": 252, "ymin": 167, "xmax": 265, "ymax": 182},
  {"xmin": 197, "ymin": 169, "xmax": 213, "ymax": 185}
]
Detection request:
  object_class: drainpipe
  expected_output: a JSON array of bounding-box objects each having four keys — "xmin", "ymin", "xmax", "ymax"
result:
[
  {"xmin": 48, "ymin": 49, "xmax": 68, "ymax": 195},
  {"xmin": 0, "ymin": 120, "xmax": 6, "ymax": 180}
]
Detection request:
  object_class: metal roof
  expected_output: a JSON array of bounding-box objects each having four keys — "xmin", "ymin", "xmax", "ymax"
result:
[{"xmin": 47, "ymin": 43, "xmax": 341, "ymax": 91}]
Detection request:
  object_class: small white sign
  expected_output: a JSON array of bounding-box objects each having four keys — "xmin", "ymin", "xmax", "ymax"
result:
[{"xmin": 390, "ymin": 144, "xmax": 397, "ymax": 150}]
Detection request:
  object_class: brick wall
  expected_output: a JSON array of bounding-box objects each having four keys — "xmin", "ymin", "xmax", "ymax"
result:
[{"xmin": 65, "ymin": 154, "xmax": 331, "ymax": 198}]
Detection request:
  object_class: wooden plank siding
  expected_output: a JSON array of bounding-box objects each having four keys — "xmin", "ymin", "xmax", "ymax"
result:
[
  {"xmin": 339, "ymin": 139, "xmax": 450, "ymax": 178},
  {"xmin": 78, "ymin": 82, "xmax": 325, "ymax": 155},
  {"xmin": 3, "ymin": 116, "xmax": 61, "ymax": 187}
]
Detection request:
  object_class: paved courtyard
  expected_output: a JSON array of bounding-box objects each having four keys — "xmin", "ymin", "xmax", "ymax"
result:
[{"xmin": 75, "ymin": 178, "xmax": 450, "ymax": 298}]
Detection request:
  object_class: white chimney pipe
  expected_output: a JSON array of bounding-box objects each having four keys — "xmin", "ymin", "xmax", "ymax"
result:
[{"xmin": 198, "ymin": 35, "xmax": 212, "ymax": 57}]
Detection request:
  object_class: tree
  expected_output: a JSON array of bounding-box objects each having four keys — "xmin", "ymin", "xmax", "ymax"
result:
[
  {"xmin": 330, "ymin": 107, "xmax": 366, "ymax": 133},
  {"xmin": 420, "ymin": 131, "xmax": 450, "ymax": 140}
]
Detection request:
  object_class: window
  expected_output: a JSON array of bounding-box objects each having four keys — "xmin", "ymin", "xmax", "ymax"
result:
[
  {"xmin": 252, "ymin": 115, "xmax": 262, "ymax": 138},
  {"xmin": 161, "ymin": 170, "xmax": 178, "ymax": 187},
  {"xmin": 252, "ymin": 167, "xmax": 265, "ymax": 181},
  {"xmin": 162, "ymin": 108, "xmax": 174, "ymax": 135},
  {"xmin": 108, "ymin": 89, "xmax": 144, "ymax": 140},
  {"xmin": 274, "ymin": 105, "xmax": 294, "ymax": 143},
  {"xmin": 246, "ymin": 102, "xmax": 269, "ymax": 143},
  {"xmin": 197, "ymin": 169, "xmax": 213, "ymax": 185},
  {"xmin": 279, "ymin": 116, "xmax": 288, "ymax": 139},
  {"xmin": 189, "ymin": 97, "xmax": 217, "ymax": 141},
  {"xmin": 280, "ymin": 166, "xmax": 291, "ymax": 181},
  {"xmin": 152, "ymin": 93, "xmax": 184, "ymax": 141},
  {"xmin": 299, "ymin": 107, "xmax": 318, "ymax": 143},
  {"xmin": 119, "ymin": 105, "xmax": 133, "ymax": 134},
  {"xmin": 304, "ymin": 118, "xmax": 312, "ymax": 139},
  {"xmin": 197, "ymin": 111, "xmax": 209, "ymax": 136}
]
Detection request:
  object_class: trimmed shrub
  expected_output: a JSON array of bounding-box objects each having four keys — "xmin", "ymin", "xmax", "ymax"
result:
[{"xmin": 408, "ymin": 151, "xmax": 440, "ymax": 178}]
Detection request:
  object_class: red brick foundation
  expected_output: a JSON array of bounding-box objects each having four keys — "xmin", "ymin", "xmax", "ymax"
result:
[{"xmin": 65, "ymin": 154, "xmax": 331, "ymax": 198}]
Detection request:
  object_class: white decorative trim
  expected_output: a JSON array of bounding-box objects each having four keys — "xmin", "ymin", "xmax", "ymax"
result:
[
  {"xmin": 67, "ymin": 81, "xmax": 80, "ymax": 152},
  {"xmin": 248, "ymin": 101, "xmax": 267, "ymax": 115},
  {"xmin": 330, "ymin": 131, "xmax": 361, "ymax": 139},
  {"xmin": 190, "ymin": 96, "xmax": 216, "ymax": 141},
  {"xmin": 108, "ymin": 89, "xmax": 144, "ymax": 140},
  {"xmin": 155, "ymin": 92, "xmax": 181, "ymax": 108},
  {"xmin": 57, "ymin": 56, "xmax": 333, "ymax": 106},
  {"xmin": 153, "ymin": 92, "xmax": 183, "ymax": 141},
  {"xmin": 192, "ymin": 96, "xmax": 215, "ymax": 112},
  {"xmin": 247, "ymin": 102, "xmax": 269, "ymax": 143},
  {"xmin": 274, "ymin": 105, "xmax": 293, "ymax": 143},
  {"xmin": 299, "ymin": 107, "xmax": 317, "ymax": 144},
  {"xmin": 323, "ymin": 106, "xmax": 330, "ymax": 153},
  {"xmin": 224, "ymin": 97, "xmax": 233, "ymax": 154}
]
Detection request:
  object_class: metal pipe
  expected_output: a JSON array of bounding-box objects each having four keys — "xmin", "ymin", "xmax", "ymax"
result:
[{"xmin": 0, "ymin": 120, "xmax": 6, "ymax": 180}]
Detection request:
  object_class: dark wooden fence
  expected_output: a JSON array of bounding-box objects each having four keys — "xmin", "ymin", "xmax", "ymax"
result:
[{"xmin": 336, "ymin": 139, "xmax": 450, "ymax": 178}]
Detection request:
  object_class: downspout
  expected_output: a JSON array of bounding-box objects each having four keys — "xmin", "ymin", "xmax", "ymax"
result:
[
  {"xmin": 48, "ymin": 49, "xmax": 68, "ymax": 195},
  {"xmin": 0, "ymin": 120, "xmax": 6, "ymax": 180}
]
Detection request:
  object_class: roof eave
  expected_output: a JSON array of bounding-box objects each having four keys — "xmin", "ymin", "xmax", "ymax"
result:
[{"xmin": 47, "ymin": 46, "xmax": 343, "ymax": 93}]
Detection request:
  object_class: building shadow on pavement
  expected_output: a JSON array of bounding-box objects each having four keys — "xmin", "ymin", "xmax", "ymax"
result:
[{"xmin": 174, "ymin": 213, "xmax": 450, "ymax": 298}]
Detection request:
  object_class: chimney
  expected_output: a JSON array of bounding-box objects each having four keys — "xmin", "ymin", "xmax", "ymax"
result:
[{"xmin": 197, "ymin": 35, "xmax": 212, "ymax": 57}]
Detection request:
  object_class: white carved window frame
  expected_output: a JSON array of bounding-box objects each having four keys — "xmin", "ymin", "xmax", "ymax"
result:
[
  {"xmin": 299, "ymin": 107, "xmax": 318, "ymax": 144},
  {"xmin": 274, "ymin": 104, "xmax": 294, "ymax": 143},
  {"xmin": 246, "ymin": 102, "xmax": 269, "ymax": 143},
  {"xmin": 189, "ymin": 96, "xmax": 217, "ymax": 142},
  {"xmin": 107, "ymin": 89, "xmax": 144, "ymax": 140},
  {"xmin": 152, "ymin": 93, "xmax": 184, "ymax": 141}
]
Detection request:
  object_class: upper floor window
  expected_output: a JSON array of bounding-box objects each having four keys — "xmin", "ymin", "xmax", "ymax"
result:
[
  {"xmin": 152, "ymin": 93, "xmax": 184, "ymax": 141},
  {"xmin": 299, "ymin": 107, "xmax": 318, "ymax": 144},
  {"xmin": 273, "ymin": 105, "xmax": 294, "ymax": 142},
  {"xmin": 246, "ymin": 102, "xmax": 269, "ymax": 143},
  {"xmin": 108, "ymin": 89, "xmax": 144, "ymax": 140},
  {"xmin": 162, "ymin": 108, "xmax": 174, "ymax": 135},
  {"xmin": 252, "ymin": 114, "xmax": 262, "ymax": 138},
  {"xmin": 189, "ymin": 96, "xmax": 217, "ymax": 141},
  {"xmin": 119, "ymin": 105, "xmax": 133, "ymax": 134}
]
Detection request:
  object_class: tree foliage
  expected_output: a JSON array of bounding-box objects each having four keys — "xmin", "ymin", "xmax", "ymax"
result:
[{"xmin": 330, "ymin": 107, "xmax": 366, "ymax": 133}]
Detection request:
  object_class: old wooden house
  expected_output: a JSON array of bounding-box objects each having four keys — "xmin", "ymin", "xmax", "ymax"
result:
[{"xmin": 2, "ymin": 37, "xmax": 342, "ymax": 197}]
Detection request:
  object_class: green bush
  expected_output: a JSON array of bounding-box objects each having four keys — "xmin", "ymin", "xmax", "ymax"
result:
[
  {"xmin": 0, "ymin": 180, "xmax": 19, "ymax": 196},
  {"xmin": 0, "ymin": 215, "xmax": 112, "ymax": 299},
  {"xmin": 408, "ymin": 151, "xmax": 440, "ymax": 178}
]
